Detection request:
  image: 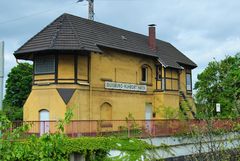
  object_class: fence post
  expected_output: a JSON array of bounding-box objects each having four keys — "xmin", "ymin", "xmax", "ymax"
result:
[{"xmin": 43, "ymin": 121, "xmax": 45, "ymax": 135}]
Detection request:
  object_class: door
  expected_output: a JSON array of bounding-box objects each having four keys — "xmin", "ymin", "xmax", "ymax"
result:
[
  {"xmin": 39, "ymin": 110, "xmax": 50, "ymax": 136},
  {"xmin": 145, "ymin": 103, "xmax": 152, "ymax": 132}
]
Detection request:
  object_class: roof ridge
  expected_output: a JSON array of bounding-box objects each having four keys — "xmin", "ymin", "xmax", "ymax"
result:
[
  {"xmin": 49, "ymin": 14, "xmax": 66, "ymax": 48},
  {"xmin": 65, "ymin": 14, "xmax": 84, "ymax": 49},
  {"xmin": 15, "ymin": 14, "xmax": 66, "ymax": 53},
  {"xmin": 64, "ymin": 13, "xmax": 169, "ymax": 43}
]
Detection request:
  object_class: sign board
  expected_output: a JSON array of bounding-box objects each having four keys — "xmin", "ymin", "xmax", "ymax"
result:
[
  {"xmin": 105, "ymin": 81, "xmax": 147, "ymax": 92},
  {"xmin": 216, "ymin": 103, "xmax": 221, "ymax": 113}
]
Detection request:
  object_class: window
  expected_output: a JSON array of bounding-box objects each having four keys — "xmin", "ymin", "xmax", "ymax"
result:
[
  {"xmin": 186, "ymin": 71, "xmax": 192, "ymax": 91},
  {"xmin": 157, "ymin": 66, "xmax": 162, "ymax": 80},
  {"xmin": 165, "ymin": 68, "xmax": 179, "ymax": 91},
  {"xmin": 141, "ymin": 66, "xmax": 148, "ymax": 82},
  {"xmin": 156, "ymin": 65, "xmax": 163, "ymax": 90},
  {"xmin": 35, "ymin": 55, "xmax": 55, "ymax": 74}
]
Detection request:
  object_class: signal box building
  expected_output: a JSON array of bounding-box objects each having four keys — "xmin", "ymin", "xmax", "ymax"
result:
[{"xmin": 14, "ymin": 13, "xmax": 197, "ymax": 123}]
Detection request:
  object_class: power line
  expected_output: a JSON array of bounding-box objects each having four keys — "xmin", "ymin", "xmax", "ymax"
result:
[
  {"xmin": 0, "ymin": 0, "xmax": 142, "ymax": 25},
  {"xmin": 0, "ymin": 1, "xmax": 86, "ymax": 25}
]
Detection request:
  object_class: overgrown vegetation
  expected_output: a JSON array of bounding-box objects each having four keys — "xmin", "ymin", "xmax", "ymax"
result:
[
  {"xmin": 176, "ymin": 118, "xmax": 240, "ymax": 161},
  {"xmin": 194, "ymin": 53, "xmax": 240, "ymax": 118},
  {"xmin": 0, "ymin": 109, "xmax": 164, "ymax": 161},
  {"xmin": 3, "ymin": 63, "xmax": 32, "ymax": 121}
]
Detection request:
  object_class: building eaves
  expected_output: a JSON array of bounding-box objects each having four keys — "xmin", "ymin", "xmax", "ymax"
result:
[{"xmin": 14, "ymin": 13, "xmax": 197, "ymax": 69}]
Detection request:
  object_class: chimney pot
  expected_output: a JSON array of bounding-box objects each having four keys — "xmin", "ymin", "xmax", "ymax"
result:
[{"xmin": 148, "ymin": 24, "xmax": 156, "ymax": 51}]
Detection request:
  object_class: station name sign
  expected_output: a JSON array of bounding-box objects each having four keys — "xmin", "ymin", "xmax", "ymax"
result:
[{"xmin": 105, "ymin": 81, "xmax": 147, "ymax": 92}]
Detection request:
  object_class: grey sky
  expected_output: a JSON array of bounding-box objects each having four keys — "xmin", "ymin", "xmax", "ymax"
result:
[{"xmin": 1, "ymin": 0, "xmax": 240, "ymax": 95}]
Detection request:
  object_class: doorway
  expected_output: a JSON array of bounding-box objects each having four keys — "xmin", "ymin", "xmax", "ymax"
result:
[
  {"xmin": 39, "ymin": 109, "xmax": 50, "ymax": 136},
  {"xmin": 145, "ymin": 103, "xmax": 152, "ymax": 132}
]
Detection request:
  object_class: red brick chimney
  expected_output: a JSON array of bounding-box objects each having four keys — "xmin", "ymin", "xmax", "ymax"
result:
[{"xmin": 148, "ymin": 24, "xmax": 156, "ymax": 51}]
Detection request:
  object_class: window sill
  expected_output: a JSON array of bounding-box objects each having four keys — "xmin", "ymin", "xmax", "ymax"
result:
[
  {"xmin": 186, "ymin": 90, "xmax": 192, "ymax": 95},
  {"xmin": 101, "ymin": 78, "xmax": 113, "ymax": 81},
  {"xmin": 34, "ymin": 72, "xmax": 55, "ymax": 75},
  {"xmin": 154, "ymin": 89, "xmax": 164, "ymax": 92},
  {"xmin": 140, "ymin": 81, "xmax": 152, "ymax": 86},
  {"xmin": 77, "ymin": 82, "xmax": 90, "ymax": 86}
]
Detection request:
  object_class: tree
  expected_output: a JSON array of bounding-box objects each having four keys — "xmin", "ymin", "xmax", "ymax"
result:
[
  {"xmin": 3, "ymin": 63, "xmax": 32, "ymax": 120},
  {"xmin": 194, "ymin": 53, "xmax": 240, "ymax": 117}
]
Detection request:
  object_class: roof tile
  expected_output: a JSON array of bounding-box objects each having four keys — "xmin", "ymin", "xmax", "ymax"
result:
[{"xmin": 14, "ymin": 13, "xmax": 197, "ymax": 68}]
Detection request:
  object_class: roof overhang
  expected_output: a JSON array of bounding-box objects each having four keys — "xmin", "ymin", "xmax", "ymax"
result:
[{"xmin": 14, "ymin": 49, "xmax": 92, "ymax": 60}]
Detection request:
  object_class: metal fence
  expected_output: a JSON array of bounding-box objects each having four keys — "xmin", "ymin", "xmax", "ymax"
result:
[{"xmin": 10, "ymin": 119, "xmax": 240, "ymax": 138}]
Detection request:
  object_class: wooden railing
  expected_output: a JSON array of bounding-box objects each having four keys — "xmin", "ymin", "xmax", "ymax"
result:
[{"xmin": 10, "ymin": 119, "xmax": 240, "ymax": 138}]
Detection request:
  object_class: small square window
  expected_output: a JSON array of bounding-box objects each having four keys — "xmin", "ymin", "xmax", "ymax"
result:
[{"xmin": 35, "ymin": 55, "xmax": 55, "ymax": 74}]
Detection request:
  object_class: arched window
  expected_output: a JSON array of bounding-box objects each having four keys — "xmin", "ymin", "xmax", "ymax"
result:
[
  {"xmin": 100, "ymin": 102, "xmax": 112, "ymax": 128},
  {"xmin": 39, "ymin": 109, "xmax": 49, "ymax": 121},
  {"xmin": 39, "ymin": 109, "xmax": 50, "ymax": 135},
  {"xmin": 141, "ymin": 66, "xmax": 148, "ymax": 82},
  {"xmin": 141, "ymin": 64, "xmax": 152, "ymax": 84}
]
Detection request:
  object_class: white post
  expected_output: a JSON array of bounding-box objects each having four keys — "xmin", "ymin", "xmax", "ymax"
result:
[{"xmin": 0, "ymin": 41, "xmax": 4, "ymax": 111}]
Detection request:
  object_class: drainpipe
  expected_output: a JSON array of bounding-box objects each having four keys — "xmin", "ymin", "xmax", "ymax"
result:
[{"xmin": 89, "ymin": 54, "xmax": 92, "ymax": 133}]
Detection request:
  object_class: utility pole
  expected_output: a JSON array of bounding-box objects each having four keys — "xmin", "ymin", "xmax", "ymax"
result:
[
  {"xmin": 0, "ymin": 41, "xmax": 3, "ymax": 137},
  {"xmin": 0, "ymin": 41, "xmax": 4, "ymax": 111},
  {"xmin": 77, "ymin": 0, "xmax": 94, "ymax": 21},
  {"xmin": 88, "ymin": 0, "xmax": 94, "ymax": 21}
]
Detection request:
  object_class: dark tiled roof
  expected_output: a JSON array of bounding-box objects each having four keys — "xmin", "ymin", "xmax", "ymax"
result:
[{"xmin": 14, "ymin": 13, "xmax": 197, "ymax": 69}]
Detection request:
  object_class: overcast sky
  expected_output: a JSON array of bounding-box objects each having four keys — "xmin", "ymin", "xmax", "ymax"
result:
[{"xmin": 1, "ymin": 0, "xmax": 240, "ymax": 95}]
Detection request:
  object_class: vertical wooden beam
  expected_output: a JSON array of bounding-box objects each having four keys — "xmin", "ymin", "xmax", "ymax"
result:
[
  {"xmin": 164, "ymin": 68, "xmax": 166, "ymax": 91},
  {"xmin": 55, "ymin": 53, "xmax": 58, "ymax": 84},
  {"xmin": 32, "ymin": 54, "xmax": 35, "ymax": 85},
  {"xmin": 87, "ymin": 53, "xmax": 91, "ymax": 83},
  {"xmin": 115, "ymin": 68, "xmax": 117, "ymax": 82},
  {"xmin": 88, "ymin": 52, "xmax": 92, "ymax": 133},
  {"xmin": 171, "ymin": 68, "xmax": 173, "ymax": 90},
  {"xmin": 178, "ymin": 69, "xmax": 180, "ymax": 91},
  {"xmin": 155, "ymin": 65, "xmax": 158, "ymax": 90},
  {"xmin": 74, "ymin": 54, "xmax": 78, "ymax": 84}
]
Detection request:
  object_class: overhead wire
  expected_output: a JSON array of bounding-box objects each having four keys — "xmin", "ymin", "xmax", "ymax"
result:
[
  {"xmin": 0, "ymin": 1, "xmax": 87, "ymax": 25},
  {"xmin": 0, "ymin": 0, "xmax": 144, "ymax": 25}
]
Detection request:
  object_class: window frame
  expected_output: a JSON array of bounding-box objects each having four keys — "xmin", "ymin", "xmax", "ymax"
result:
[
  {"xmin": 186, "ymin": 69, "xmax": 192, "ymax": 92},
  {"xmin": 34, "ymin": 55, "xmax": 56, "ymax": 75},
  {"xmin": 155, "ymin": 65, "xmax": 163, "ymax": 91},
  {"xmin": 157, "ymin": 66, "xmax": 162, "ymax": 80},
  {"xmin": 141, "ymin": 65, "xmax": 148, "ymax": 83},
  {"xmin": 164, "ymin": 68, "xmax": 179, "ymax": 91}
]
